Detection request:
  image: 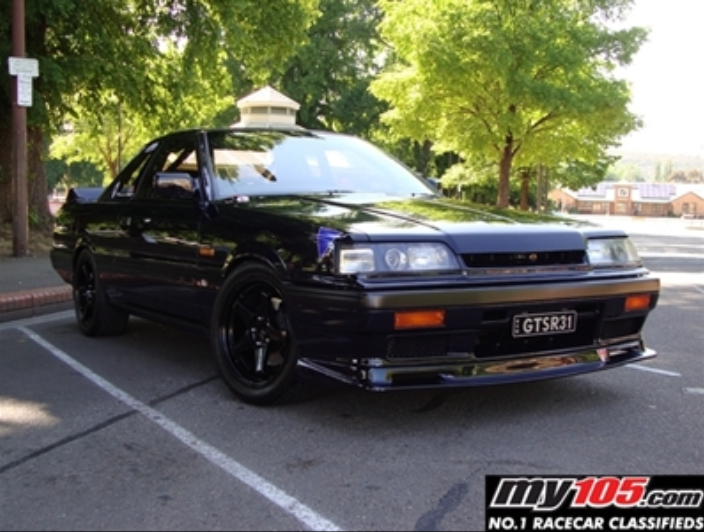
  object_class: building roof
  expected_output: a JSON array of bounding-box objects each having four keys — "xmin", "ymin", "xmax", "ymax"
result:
[
  {"xmin": 558, "ymin": 182, "xmax": 704, "ymax": 204},
  {"xmin": 233, "ymin": 86, "xmax": 301, "ymax": 129},
  {"xmin": 237, "ymin": 86, "xmax": 301, "ymax": 108}
]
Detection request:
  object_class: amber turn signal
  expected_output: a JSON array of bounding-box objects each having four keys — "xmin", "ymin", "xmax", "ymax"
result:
[
  {"xmin": 198, "ymin": 246, "xmax": 216, "ymax": 257},
  {"xmin": 394, "ymin": 310, "xmax": 445, "ymax": 329},
  {"xmin": 625, "ymin": 294, "xmax": 652, "ymax": 312}
]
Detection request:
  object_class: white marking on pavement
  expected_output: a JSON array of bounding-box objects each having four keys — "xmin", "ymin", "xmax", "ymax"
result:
[
  {"xmin": 683, "ymin": 388, "xmax": 704, "ymax": 395},
  {"xmin": 627, "ymin": 365, "xmax": 682, "ymax": 377},
  {"xmin": 695, "ymin": 286, "xmax": 704, "ymax": 295},
  {"xmin": 18, "ymin": 326, "xmax": 342, "ymax": 532},
  {"xmin": 0, "ymin": 310, "xmax": 73, "ymax": 332}
]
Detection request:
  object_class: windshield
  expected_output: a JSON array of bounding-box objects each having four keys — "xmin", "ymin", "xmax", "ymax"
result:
[{"xmin": 206, "ymin": 130, "xmax": 436, "ymax": 200}]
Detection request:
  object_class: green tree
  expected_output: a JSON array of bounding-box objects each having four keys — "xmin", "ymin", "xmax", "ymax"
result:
[
  {"xmin": 606, "ymin": 161, "xmax": 644, "ymax": 182},
  {"xmin": 270, "ymin": 0, "xmax": 385, "ymax": 137},
  {"xmin": 266, "ymin": 0, "xmax": 454, "ymax": 179},
  {"xmin": 371, "ymin": 0, "xmax": 646, "ymax": 208},
  {"xmin": 50, "ymin": 41, "xmax": 238, "ymax": 183},
  {"xmin": 0, "ymin": 0, "xmax": 319, "ymax": 226},
  {"xmin": 686, "ymin": 169, "xmax": 704, "ymax": 183}
]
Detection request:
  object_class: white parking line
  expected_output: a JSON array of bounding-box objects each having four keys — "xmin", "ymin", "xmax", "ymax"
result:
[
  {"xmin": 627, "ymin": 365, "xmax": 682, "ymax": 377},
  {"xmin": 683, "ymin": 388, "xmax": 704, "ymax": 395},
  {"xmin": 0, "ymin": 310, "xmax": 73, "ymax": 332},
  {"xmin": 18, "ymin": 326, "xmax": 342, "ymax": 532}
]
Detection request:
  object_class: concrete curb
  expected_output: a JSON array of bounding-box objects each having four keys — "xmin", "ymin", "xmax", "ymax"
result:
[{"xmin": 0, "ymin": 286, "xmax": 73, "ymax": 323}]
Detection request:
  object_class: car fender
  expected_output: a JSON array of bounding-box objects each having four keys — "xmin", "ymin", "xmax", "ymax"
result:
[{"xmin": 222, "ymin": 242, "xmax": 289, "ymax": 283}]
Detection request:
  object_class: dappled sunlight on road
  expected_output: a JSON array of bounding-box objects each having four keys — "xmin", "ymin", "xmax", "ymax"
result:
[{"xmin": 0, "ymin": 397, "xmax": 60, "ymax": 437}]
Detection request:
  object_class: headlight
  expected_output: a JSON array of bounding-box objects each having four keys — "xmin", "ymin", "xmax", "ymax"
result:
[
  {"xmin": 338, "ymin": 243, "xmax": 460, "ymax": 275},
  {"xmin": 586, "ymin": 237, "xmax": 642, "ymax": 268}
]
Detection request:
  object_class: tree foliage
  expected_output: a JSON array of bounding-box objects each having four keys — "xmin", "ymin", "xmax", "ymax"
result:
[
  {"xmin": 371, "ymin": 0, "xmax": 647, "ymax": 208},
  {"xmin": 49, "ymin": 40, "xmax": 239, "ymax": 184},
  {"xmin": 270, "ymin": 0, "xmax": 385, "ymax": 137},
  {"xmin": 0, "ymin": 0, "xmax": 320, "ymax": 223}
]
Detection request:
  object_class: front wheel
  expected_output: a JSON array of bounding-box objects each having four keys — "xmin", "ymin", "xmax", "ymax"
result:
[{"xmin": 211, "ymin": 263, "xmax": 304, "ymax": 405}]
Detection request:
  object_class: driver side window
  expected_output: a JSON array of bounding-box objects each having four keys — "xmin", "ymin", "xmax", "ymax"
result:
[
  {"xmin": 112, "ymin": 142, "xmax": 158, "ymax": 199},
  {"xmin": 141, "ymin": 134, "xmax": 201, "ymax": 201}
]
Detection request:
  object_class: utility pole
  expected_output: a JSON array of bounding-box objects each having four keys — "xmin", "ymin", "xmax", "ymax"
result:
[{"xmin": 11, "ymin": 0, "xmax": 28, "ymax": 257}]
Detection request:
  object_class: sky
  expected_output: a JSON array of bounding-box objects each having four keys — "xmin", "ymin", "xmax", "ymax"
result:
[{"xmin": 613, "ymin": 0, "xmax": 704, "ymax": 157}]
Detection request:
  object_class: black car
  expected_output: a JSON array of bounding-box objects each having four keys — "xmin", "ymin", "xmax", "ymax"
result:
[{"xmin": 51, "ymin": 123, "xmax": 660, "ymax": 405}]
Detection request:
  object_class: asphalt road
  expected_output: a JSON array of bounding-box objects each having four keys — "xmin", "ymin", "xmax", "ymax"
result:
[{"xmin": 1, "ymin": 222, "xmax": 702, "ymax": 531}]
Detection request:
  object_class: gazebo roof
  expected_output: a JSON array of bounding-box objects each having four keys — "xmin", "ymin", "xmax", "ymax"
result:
[{"xmin": 234, "ymin": 86, "xmax": 301, "ymax": 128}]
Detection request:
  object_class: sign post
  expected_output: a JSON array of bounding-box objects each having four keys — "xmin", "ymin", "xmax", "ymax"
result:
[{"xmin": 9, "ymin": 0, "xmax": 37, "ymax": 257}]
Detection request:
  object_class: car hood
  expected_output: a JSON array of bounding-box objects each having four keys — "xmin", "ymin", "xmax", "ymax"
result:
[{"xmin": 232, "ymin": 192, "xmax": 600, "ymax": 253}]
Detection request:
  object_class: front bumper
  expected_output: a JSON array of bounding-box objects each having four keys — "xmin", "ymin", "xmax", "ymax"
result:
[
  {"xmin": 288, "ymin": 274, "xmax": 659, "ymax": 354},
  {"xmin": 298, "ymin": 340, "xmax": 656, "ymax": 391}
]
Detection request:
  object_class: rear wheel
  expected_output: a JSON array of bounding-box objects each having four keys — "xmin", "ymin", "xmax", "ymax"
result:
[
  {"xmin": 73, "ymin": 250, "xmax": 129, "ymax": 337},
  {"xmin": 211, "ymin": 263, "xmax": 304, "ymax": 405}
]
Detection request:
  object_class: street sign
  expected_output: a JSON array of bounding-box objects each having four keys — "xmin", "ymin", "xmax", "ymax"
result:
[
  {"xmin": 17, "ymin": 73, "xmax": 33, "ymax": 107},
  {"xmin": 8, "ymin": 56, "xmax": 39, "ymax": 77},
  {"xmin": 8, "ymin": 57, "xmax": 39, "ymax": 108}
]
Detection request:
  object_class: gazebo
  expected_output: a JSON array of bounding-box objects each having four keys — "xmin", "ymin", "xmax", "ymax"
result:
[{"xmin": 233, "ymin": 86, "xmax": 301, "ymax": 129}]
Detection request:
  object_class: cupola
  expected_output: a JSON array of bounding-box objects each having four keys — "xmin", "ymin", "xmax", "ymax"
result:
[{"xmin": 233, "ymin": 86, "xmax": 301, "ymax": 129}]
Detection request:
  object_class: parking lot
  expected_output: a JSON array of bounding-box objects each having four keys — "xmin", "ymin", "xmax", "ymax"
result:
[{"xmin": 1, "ymin": 219, "xmax": 703, "ymax": 531}]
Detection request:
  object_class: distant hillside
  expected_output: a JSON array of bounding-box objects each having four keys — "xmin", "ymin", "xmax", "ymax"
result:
[{"xmin": 610, "ymin": 151, "xmax": 704, "ymax": 180}]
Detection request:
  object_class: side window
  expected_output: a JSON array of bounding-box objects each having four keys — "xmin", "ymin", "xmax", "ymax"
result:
[
  {"xmin": 111, "ymin": 144, "xmax": 156, "ymax": 199},
  {"xmin": 140, "ymin": 134, "xmax": 201, "ymax": 201},
  {"xmin": 115, "ymin": 159, "xmax": 147, "ymax": 198},
  {"xmin": 109, "ymin": 144, "xmax": 156, "ymax": 200}
]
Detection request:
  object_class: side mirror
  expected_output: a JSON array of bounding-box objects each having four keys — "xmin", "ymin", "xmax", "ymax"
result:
[{"xmin": 154, "ymin": 172, "xmax": 198, "ymax": 200}]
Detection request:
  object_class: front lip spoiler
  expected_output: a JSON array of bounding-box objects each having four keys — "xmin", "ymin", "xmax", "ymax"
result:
[{"xmin": 297, "ymin": 342, "xmax": 657, "ymax": 391}]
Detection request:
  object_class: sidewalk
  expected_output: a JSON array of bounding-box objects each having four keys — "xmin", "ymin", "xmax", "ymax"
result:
[{"xmin": 0, "ymin": 253, "xmax": 72, "ymax": 323}]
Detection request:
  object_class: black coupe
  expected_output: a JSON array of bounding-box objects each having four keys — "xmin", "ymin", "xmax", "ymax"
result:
[{"xmin": 51, "ymin": 124, "xmax": 660, "ymax": 405}]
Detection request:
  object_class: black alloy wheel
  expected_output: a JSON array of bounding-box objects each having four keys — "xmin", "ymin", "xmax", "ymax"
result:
[{"xmin": 211, "ymin": 263, "xmax": 302, "ymax": 405}]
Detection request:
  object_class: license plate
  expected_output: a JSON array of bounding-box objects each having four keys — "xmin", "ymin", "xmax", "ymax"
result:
[{"xmin": 512, "ymin": 311, "xmax": 577, "ymax": 338}]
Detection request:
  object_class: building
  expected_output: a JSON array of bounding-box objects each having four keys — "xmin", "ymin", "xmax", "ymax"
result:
[{"xmin": 549, "ymin": 182, "xmax": 704, "ymax": 218}]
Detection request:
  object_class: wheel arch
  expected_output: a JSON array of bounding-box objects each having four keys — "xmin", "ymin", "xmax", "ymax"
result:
[
  {"xmin": 221, "ymin": 244, "xmax": 290, "ymax": 285},
  {"xmin": 70, "ymin": 237, "xmax": 96, "ymax": 283}
]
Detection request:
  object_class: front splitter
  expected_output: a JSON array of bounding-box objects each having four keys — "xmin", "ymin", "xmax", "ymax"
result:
[{"xmin": 297, "ymin": 342, "xmax": 657, "ymax": 391}]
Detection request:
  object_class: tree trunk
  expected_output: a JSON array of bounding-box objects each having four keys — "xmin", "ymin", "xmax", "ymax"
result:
[
  {"xmin": 520, "ymin": 168, "xmax": 530, "ymax": 211},
  {"xmin": 28, "ymin": 126, "xmax": 52, "ymax": 228},
  {"xmin": 535, "ymin": 164, "xmax": 549, "ymax": 213},
  {"xmin": 497, "ymin": 141, "xmax": 513, "ymax": 209},
  {"xmin": 414, "ymin": 139, "xmax": 433, "ymax": 177},
  {"xmin": 0, "ymin": 123, "xmax": 12, "ymax": 224},
  {"xmin": 0, "ymin": 123, "xmax": 51, "ymax": 228}
]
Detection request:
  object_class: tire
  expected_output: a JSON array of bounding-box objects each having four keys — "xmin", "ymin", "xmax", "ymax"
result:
[
  {"xmin": 73, "ymin": 250, "xmax": 129, "ymax": 337},
  {"xmin": 211, "ymin": 263, "xmax": 304, "ymax": 405}
]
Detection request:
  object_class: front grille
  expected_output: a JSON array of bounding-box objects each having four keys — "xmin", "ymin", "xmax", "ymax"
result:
[
  {"xmin": 386, "ymin": 333, "xmax": 473, "ymax": 359},
  {"xmin": 461, "ymin": 250, "xmax": 585, "ymax": 269},
  {"xmin": 387, "ymin": 335, "xmax": 449, "ymax": 359}
]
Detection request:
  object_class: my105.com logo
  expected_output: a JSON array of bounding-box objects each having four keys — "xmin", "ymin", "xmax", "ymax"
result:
[{"xmin": 485, "ymin": 475, "xmax": 704, "ymax": 531}]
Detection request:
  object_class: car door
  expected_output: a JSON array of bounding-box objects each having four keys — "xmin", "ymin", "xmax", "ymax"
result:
[
  {"xmin": 112, "ymin": 132, "xmax": 205, "ymax": 323},
  {"xmin": 80, "ymin": 144, "xmax": 155, "ymax": 299}
]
